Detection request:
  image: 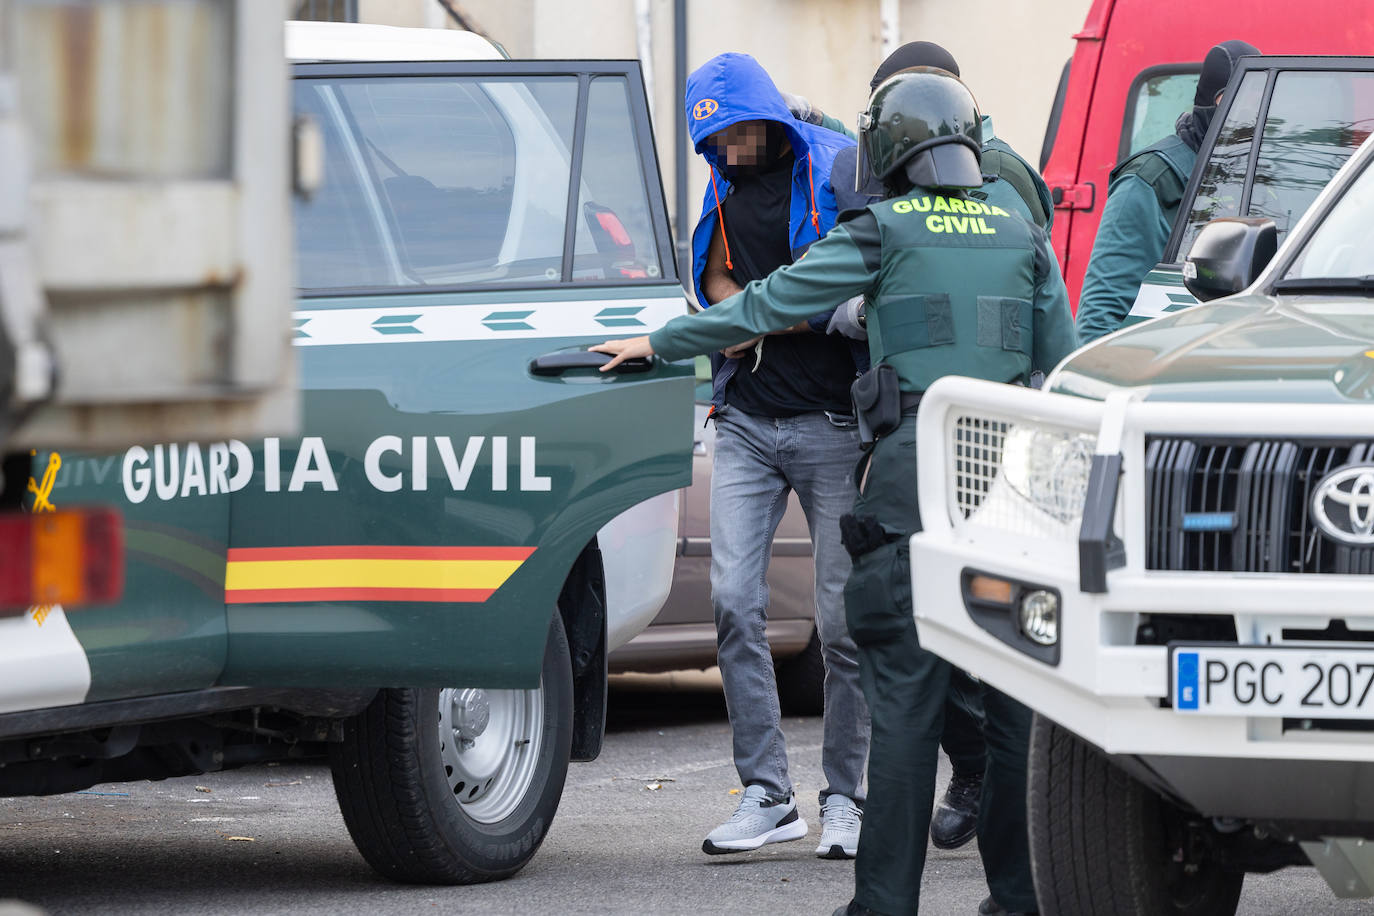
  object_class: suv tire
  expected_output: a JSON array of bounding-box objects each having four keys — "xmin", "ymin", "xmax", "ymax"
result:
[
  {"xmin": 330, "ymin": 613, "xmax": 574, "ymax": 884},
  {"xmin": 1028, "ymin": 713, "xmax": 1244, "ymax": 915},
  {"xmin": 776, "ymin": 629, "xmax": 825, "ymax": 717}
]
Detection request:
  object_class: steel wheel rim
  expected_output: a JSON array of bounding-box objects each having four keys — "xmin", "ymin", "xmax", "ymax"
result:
[{"xmin": 438, "ymin": 683, "xmax": 544, "ymax": 824}]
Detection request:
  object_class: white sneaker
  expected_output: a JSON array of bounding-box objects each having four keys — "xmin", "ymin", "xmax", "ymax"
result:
[
  {"xmin": 702, "ymin": 785, "xmax": 809, "ymax": 855},
  {"xmin": 816, "ymin": 794, "xmax": 861, "ymax": 859}
]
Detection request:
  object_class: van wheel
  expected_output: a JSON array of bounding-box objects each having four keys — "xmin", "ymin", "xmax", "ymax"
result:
[
  {"xmin": 1028, "ymin": 713, "xmax": 1244, "ymax": 915},
  {"xmin": 329, "ymin": 613, "xmax": 574, "ymax": 884},
  {"xmin": 776, "ymin": 630, "xmax": 825, "ymax": 717}
]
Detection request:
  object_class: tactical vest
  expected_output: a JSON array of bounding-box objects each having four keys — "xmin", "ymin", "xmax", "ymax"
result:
[
  {"xmin": 865, "ymin": 190, "xmax": 1043, "ymax": 394},
  {"xmin": 1109, "ymin": 133, "xmax": 1193, "ymax": 216}
]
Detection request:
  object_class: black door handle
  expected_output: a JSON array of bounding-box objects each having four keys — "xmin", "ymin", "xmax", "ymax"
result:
[{"xmin": 529, "ymin": 350, "xmax": 654, "ymax": 376}]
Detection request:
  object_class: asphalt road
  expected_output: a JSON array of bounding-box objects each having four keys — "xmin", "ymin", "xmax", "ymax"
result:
[{"xmin": 0, "ymin": 671, "xmax": 1367, "ymax": 915}]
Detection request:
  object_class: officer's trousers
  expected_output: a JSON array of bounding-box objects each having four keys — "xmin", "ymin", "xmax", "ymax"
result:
[{"xmin": 843, "ymin": 415, "xmax": 1036, "ymax": 915}]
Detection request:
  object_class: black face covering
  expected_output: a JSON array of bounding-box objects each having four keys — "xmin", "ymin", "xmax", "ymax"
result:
[
  {"xmin": 870, "ymin": 41, "xmax": 960, "ymax": 89},
  {"xmin": 1175, "ymin": 39, "xmax": 1260, "ymax": 151}
]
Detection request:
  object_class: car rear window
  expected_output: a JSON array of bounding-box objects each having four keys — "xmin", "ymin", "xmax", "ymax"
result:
[
  {"xmin": 293, "ymin": 74, "xmax": 663, "ymax": 291},
  {"xmin": 1178, "ymin": 69, "xmax": 1374, "ymax": 258},
  {"xmin": 1176, "ymin": 71, "xmax": 1266, "ymax": 257}
]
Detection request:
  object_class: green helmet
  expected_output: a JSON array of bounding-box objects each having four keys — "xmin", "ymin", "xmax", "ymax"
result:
[{"xmin": 857, "ymin": 67, "xmax": 983, "ymax": 193}]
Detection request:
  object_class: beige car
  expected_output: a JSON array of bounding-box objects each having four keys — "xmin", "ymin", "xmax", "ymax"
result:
[{"xmin": 609, "ymin": 359, "xmax": 826, "ymax": 714}]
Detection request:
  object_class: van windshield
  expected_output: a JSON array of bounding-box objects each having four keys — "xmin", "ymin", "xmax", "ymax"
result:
[{"xmin": 293, "ymin": 74, "xmax": 662, "ymax": 291}]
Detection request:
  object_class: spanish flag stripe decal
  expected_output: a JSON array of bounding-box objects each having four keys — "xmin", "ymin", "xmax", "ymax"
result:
[
  {"xmin": 223, "ymin": 546, "xmax": 534, "ymax": 605},
  {"xmin": 227, "ymin": 545, "xmax": 534, "ymax": 562},
  {"xmin": 225, "ymin": 587, "xmax": 497, "ymax": 605}
]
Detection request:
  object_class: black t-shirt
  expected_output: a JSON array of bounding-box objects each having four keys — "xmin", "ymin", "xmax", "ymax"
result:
[{"xmin": 719, "ymin": 153, "xmax": 856, "ymax": 418}]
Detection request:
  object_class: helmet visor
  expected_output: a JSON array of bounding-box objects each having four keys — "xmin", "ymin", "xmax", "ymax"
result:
[{"xmin": 855, "ymin": 110, "xmax": 875, "ymax": 194}]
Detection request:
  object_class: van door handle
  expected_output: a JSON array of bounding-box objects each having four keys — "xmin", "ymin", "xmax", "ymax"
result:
[{"xmin": 529, "ymin": 350, "xmax": 654, "ymax": 376}]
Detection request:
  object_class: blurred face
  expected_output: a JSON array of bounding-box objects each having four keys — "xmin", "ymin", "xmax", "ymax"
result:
[{"xmin": 705, "ymin": 120, "xmax": 782, "ymax": 173}]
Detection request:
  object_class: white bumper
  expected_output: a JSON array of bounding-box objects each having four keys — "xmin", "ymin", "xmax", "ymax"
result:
[{"xmin": 911, "ymin": 377, "xmax": 1374, "ymax": 763}]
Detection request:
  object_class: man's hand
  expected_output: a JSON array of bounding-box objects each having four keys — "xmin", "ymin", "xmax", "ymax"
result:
[
  {"xmin": 590, "ymin": 335, "xmax": 655, "ymax": 371},
  {"xmin": 722, "ymin": 336, "xmax": 762, "ymax": 359}
]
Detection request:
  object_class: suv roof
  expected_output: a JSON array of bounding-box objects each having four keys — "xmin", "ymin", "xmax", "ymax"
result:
[{"xmin": 285, "ymin": 20, "xmax": 504, "ymax": 63}]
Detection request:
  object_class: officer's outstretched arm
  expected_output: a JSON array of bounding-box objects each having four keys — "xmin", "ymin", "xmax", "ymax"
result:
[
  {"xmin": 646, "ymin": 213, "xmax": 881, "ymax": 363},
  {"xmin": 1075, "ymin": 177, "xmax": 1171, "ymax": 344},
  {"xmin": 1031, "ymin": 231, "xmax": 1080, "ymax": 373}
]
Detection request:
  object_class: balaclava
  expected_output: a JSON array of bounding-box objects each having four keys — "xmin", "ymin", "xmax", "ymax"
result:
[{"xmin": 1176, "ymin": 39, "xmax": 1261, "ymax": 151}]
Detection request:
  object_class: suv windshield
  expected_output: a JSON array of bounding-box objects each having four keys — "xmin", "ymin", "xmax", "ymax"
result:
[
  {"xmin": 1178, "ymin": 68, "xmax": 1374, "ymax": 258},
  {"xmin": 294, "ymin": 74, "xmax": 662, "ymax": 291},
  {"xmin": 1281, "ymin": 151, "xmax": 1374, "ymax": 282}
]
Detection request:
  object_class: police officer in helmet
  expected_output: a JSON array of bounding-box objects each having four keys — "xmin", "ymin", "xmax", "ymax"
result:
[{"xmin": 591, "ymin": 68, "xmax": 1078, "ymax": 914}]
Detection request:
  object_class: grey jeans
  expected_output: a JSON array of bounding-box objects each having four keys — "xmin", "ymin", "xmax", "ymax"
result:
[{"xmin": 710, "ymin": 406, "xmax": 870, "ymax": 805}]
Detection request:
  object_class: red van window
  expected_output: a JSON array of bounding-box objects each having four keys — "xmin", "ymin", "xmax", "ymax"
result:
[{"xmin": 1120, "ymin": 67, "xmax": 1200, "ymax": 160}]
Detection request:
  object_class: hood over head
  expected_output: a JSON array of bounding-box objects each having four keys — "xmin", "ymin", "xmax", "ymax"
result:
[
  {"xmin": 686, "ymin": 53, "xmax": 806, "ymax": 175},
  {"xmin": 1176, "ymin": 39, "xmax": 1260, "ymax": 151}
]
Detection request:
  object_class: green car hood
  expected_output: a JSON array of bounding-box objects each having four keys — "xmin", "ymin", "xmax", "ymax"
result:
[{"xmin": 1050, "ymin": 294, "xmax": 1374, "ymax": 404}]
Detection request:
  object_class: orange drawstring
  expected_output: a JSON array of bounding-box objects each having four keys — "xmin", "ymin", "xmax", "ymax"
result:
[
  {"xmin": 709, "ymin": 170, "xmax": 734, "ymax": 271},
  {"xmin": 806, "ymin": 154, "xmax": 821, "ymax": 236}
]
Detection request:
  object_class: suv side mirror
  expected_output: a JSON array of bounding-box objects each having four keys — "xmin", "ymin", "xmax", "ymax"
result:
[{"xmin": 1182, "ymin": 217, "xmax": 1278, "ymax": 302}]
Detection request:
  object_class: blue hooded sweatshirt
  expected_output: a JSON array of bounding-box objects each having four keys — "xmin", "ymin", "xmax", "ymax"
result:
[{"xmin": 685, "ymin": 53, "xmax": 857, "ymax": 410}]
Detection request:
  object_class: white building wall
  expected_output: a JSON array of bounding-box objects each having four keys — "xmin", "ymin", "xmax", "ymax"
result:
[{"xmin": 352, "ymin": 0, "xmax": 1094, "ymax": 280}]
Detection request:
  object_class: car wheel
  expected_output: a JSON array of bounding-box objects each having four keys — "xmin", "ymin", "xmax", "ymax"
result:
[
  {"xmin": 329, "ymin": 613, "xmax": 574, "ymax": 884},
  {"xmin": 776, "ymin": 630, "xmax": 825, "ymax": 717},
  {"xmin": 1028, "ymin": 713, "xmax": 1244, "ymax": 915}
]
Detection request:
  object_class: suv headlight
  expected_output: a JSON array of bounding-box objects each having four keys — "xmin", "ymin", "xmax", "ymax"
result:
[{"xmin": 1000, "ymin": 424, "xmax": 1096, "ymax": 524}]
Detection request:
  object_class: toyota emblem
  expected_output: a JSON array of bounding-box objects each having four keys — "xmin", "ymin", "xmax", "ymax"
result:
[{"xmin": 1311, "ymin": 466, "xmax": 1374, "ymax": 545}]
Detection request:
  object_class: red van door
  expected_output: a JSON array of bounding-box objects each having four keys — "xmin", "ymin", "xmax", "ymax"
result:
[{"xmin": 1043, "ymin": 0, "xmax": 1374, "ymax": 309}]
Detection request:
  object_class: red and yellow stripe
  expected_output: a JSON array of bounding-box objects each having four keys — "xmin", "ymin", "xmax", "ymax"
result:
[{"xmin": 223, "ymin": 545, "xmax": 534, "ymax": 604}]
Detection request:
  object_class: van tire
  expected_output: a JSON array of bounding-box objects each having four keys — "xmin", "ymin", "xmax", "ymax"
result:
[
  {"xmin": 1028, "ymin": 713, "xmax": 1244, "ymax": 915},
  {"xmin": 776, "ymin": 630, "xmax": 825, "ymax": 717},
  {"xmin": 329, "ymin": 614, "xmax": 574, "ymax": 884}
]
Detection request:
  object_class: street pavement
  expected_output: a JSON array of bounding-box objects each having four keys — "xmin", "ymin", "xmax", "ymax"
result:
[{"xmin": 0, "ymin": 670, "xmax": 1367, "ymax": 915}]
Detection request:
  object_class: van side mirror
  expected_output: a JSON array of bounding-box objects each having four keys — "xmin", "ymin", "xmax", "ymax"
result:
[{"xmin": 1182, "ymin": 217, "xmax": 1278, "ymax": 302}]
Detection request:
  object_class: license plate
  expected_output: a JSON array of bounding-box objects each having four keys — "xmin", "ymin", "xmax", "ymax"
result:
[{"xmin": 1170, "ymin": 645, "xmax": 1374, "ymax": 719}]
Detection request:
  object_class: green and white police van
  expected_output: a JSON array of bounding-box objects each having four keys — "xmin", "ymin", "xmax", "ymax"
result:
[
  {"xmin": 911, "ymin": 129, "xmax": 1374, "ymax": 914},
  {"xmin": 0, "ymin": 21, "xmax": 692, "ymax": 885},
  {"xmin": 1124, "ymin": 55, "xmax": 1374, "ymax": 329}
]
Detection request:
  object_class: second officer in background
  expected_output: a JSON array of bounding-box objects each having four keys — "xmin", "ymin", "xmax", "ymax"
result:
[{"xmin": 591, "ymin": 68, "xmax": 1078, "ymax": 914}]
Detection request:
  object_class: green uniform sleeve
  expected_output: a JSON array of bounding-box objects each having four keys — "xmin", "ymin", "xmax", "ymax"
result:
[
  {"xmin": 819, "ymin": 112, "xmax": 858, "ymax": 142},
  {"xmin": 1031, "ymin": 231, "xmax": 1080, "ymax": 372},
  {"xmin": 649, "ymin": 215, "xmax": 880, "ymax": 362},
  {"xmin": 1075, "ymin": 175, "xmax": 1172, "ymax": 343}
]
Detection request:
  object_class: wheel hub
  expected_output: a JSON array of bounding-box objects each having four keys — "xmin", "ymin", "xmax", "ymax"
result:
[
  {"xmin": 452, "ymin": 688, "xmax": 491, "ymax": 742},
  {"xmin": 438, "ymin": 684, "xmax": 545, "ymax": 824}
]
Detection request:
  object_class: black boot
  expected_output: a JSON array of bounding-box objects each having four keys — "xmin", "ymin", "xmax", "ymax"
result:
[
  {"xmin": 978, "ymin": 894, "xmax": 1037, "ymax": 915},
  {"xmin": 930, "ymin": 770, "xmax": 982, "ymax": 849}
]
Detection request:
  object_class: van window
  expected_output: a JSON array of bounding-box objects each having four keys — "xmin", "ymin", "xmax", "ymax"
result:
[
  {"xmin": 1246, "ymin": 71, "xmax": 1374, "ymax": 238},
  {"xmin": 1176, "ymin": 71, "xmax": 1266, "ymax": 257},
  {"xmin": 1122, "ymin": 69, "xmax": 1199, "ymax": 159},
  {"xmin": 294, "ymin": 76, "xmax": 579, "ymax": 290},
  {"xmin": 573, "ymin": 78, "xmax": 663, "ymax": 282}
]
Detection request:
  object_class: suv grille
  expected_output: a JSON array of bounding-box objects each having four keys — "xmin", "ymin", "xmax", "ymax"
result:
[{"xmin": 1144, "ymin": 438, "xmax": 1374, "ymax": 573}]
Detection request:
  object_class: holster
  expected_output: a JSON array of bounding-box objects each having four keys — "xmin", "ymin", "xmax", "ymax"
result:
[{"xmin": 851, "ymin": 363, "xmax": 901, "ymax": 449}]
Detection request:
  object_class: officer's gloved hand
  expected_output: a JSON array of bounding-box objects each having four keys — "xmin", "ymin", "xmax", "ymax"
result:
[
  {"xmin": 782, "ymin": 91, "xmax": 824, "ymax": 126},
  {"xmin": 826, "ymin": 296, "xmax": 868, "ymax": 340}
]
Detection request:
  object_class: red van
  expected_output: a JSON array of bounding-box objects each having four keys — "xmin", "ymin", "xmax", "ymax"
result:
[{"xmin": 1041, "ymin": 0, "xmax": 1374, "ymax": 307}]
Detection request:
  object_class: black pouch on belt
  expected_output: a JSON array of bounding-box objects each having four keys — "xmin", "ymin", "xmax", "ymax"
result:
[{"xmin": 851, "ymin": 363, "xmax": 901, "ymax": 449}]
